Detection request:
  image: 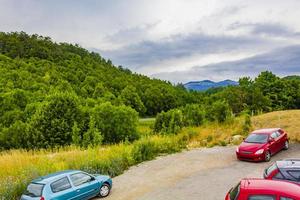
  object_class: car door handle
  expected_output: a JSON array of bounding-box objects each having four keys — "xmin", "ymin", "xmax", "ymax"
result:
[{"xmin": 76, "ymin": 189, "xmax": 80, "ymax": 192}]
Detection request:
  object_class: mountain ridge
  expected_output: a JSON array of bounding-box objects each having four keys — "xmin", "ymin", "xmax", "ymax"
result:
[{"xmin": 184, "ymin": 79, "xmax": 238, "ymax": 91}]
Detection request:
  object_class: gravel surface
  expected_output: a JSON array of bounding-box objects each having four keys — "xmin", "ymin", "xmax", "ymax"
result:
[{"xmin": 96, "ymin": 144, "xmax": 300, "ymax": 200}]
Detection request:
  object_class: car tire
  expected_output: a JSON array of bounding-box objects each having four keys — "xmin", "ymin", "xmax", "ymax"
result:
[
  {"xmin": 264, "ymin": 150, "xmax": 271, "ymax": 162},
  {"xmin": 283, "ymin": 141, "xmax": 289, "ymax": 150},
  {"xmin": 99, "ymin": 183, "xmax": 111, "ymax": 198}
]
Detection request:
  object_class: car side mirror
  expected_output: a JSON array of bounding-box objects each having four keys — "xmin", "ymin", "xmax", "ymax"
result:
[
  {"xmin": 90, "ymin": 176, "xmax": 96, "ymax": 181},
  {"xmin": 268, "ymin": 138, "xmax": 274, "ymax": 143}
]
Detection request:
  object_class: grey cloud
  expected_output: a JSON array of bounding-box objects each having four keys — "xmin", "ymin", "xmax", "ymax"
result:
[
  {"xmin": 152, "ymin": 45, "xmax": 300, "ymax": 83},
  {"xmin": 97, "ymin": 33, "xmax": 272, "ymax": 70},
  {"xmin": 229, "ymin": 22, "xmax": 300, "ymax": 37}
]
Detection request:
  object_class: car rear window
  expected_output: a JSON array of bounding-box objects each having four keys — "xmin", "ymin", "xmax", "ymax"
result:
[
  {"xmin": 229, "ymin": 183, "xmax": 240, "ymax": 200},
  {"xmin": 23, "ymin": 183, "xmax": 44, "ymax": 197},
  {"xmin": 266, "ymin": 163, "xmax": 277, "ymax": 177}
]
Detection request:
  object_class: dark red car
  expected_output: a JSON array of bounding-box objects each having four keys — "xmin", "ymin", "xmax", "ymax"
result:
[
  {"xmin": 236, "ymin": 128, "xmax": 289, "ymax": 162},
  {"xmin": 225, "ymin": 178, "xmax": 300, "ymax": 200}
]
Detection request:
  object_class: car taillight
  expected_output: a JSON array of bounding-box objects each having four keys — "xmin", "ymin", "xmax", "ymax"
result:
[{"xmin": 40, "ymin": 197, "xmax": 45, "ymax": 200}]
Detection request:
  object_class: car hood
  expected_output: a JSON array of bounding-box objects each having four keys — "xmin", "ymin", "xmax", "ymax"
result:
[{"xmin": 238, "ymin": 142, "xmax": 267, "ymax": 152}]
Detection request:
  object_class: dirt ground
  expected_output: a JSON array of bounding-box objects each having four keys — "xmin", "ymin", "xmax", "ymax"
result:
[{"xmin": 96, "ymin": 144, "xmax": 300, "ymax": 200}]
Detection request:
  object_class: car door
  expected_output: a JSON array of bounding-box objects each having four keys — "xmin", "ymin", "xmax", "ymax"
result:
[
  {"xmin": 277, "ymin": 130, "xmax": 287, "ymax": 149},
  {"xmin": 269, "ymin": 132, "xmax": 278, "ymax": 154},
  {"xmin": 273, "ymin": 131, "xmax": 283, "ymax": 152},
  {"xmin": 69, "ymin": 172, "xmax": 100, "ymax": 200},
  {"xmin": 49, "ymin": 176, "xmax": 76, "ymax": 200}
]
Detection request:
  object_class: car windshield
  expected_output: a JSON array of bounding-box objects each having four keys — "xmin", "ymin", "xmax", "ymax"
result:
[
  {"xmin": 23, "ymin": 183, "xmax": 44, "ymax": 197},
  {"xmin": 245, "ymin": 134, "xmax": 268, "ymax": 144},
  {"xmin": 229, "ymin": 182, "xmax": 240, "ymax": 200}
]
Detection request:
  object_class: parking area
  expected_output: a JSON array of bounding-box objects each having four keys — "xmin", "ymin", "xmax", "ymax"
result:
[{"xmin": 97, "ymin": 144, "xmax": 300, "ymax": 200}]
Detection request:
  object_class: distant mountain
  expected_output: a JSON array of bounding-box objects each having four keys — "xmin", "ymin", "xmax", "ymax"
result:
[{"xmin": 184, "ymin": 79, "xmax": 238, "ymax": 91}]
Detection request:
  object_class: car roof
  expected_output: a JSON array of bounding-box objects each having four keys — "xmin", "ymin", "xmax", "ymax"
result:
[
  {"xmin": 276, "ymin": 159, "xmax": 300, "ymax": 169},
  {"xmin": 32, "ymin": 170, "xmax": 82, "ymax": 184},
  {"xmin": 251, "ymin": 128, "xmax": 281, "ymax": 134},
  {"xmin": 241, "ymin": 178, "xmax": 300, "ymax": 196}
]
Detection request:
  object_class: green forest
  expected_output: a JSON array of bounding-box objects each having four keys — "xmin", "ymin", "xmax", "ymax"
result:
[{"xmin": 0, "ymin": 32, "xmax": 300, "ymax": 150}]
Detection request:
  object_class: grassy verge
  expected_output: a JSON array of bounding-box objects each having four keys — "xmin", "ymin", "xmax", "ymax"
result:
[{"xmin": 1, "ymin": 110, "xmax": 299, "ymax": 199}]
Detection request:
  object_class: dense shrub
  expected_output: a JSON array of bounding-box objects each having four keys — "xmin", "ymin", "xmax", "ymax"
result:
[
  {"xmin": 92, "ymin": 102, "xmax": 139, "ymax": 143},
  {"xmin": 153, "ymin": 109, "xmax": 183, "ymax": 134},
  {"xmin": 28, "ymin": 92, "xmax": 81, "ymax": 148},
  {"xmin": 182, "ymin": 104, "xmax": 205, "ymax": 126},
  {"xmin": 207, "ymin": 100, "xmax": 232, "ymax": 123}
]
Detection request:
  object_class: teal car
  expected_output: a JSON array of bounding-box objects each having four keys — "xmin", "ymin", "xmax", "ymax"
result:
[{"xmin": 20, "ymin": 170, "xmax": 112, "ymax": 200}]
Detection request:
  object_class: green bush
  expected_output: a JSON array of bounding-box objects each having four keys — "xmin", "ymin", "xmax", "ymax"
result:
[
  {"xmin": 153, "ymin": 109, "xmax": 183, "ymax": 134},
  {"xmin": 207, "ymin": 100, "xmax": 232, "ymax": 123},
  {"xmin": 28, "ymin": 92, "xmax": 81, "ymax": 148},
  {"xmin": 92, "ymin": 102, "xmax": 139, "ymax": 143},
  {"xmin": 182, "ymin": 104, "xmax": 205, "ymax": 126}
]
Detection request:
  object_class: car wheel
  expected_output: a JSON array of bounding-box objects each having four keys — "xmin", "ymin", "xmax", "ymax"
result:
[
  {"xmin": 99, "ymin": 183, "xmax": 111, "ymax": 198},
  {"xmin": 264, "ymin": 151, "xmax": 271, "ymax": 162},
  {"xmin": 283, "ymin": 141, "xmax": 289, "ymax": 150}
]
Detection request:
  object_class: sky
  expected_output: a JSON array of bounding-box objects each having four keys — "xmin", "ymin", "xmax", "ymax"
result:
[{"xmin": 1, "ymin": 0, "xmax": 300, "ymax": 83}]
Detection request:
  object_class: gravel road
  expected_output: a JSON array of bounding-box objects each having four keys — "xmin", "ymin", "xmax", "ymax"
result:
[{"xmin": 97, "ymin": 144, "xmax": 300, "ymax": 200}]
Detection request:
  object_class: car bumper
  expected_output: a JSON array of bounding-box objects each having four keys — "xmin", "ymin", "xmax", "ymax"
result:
[{"xmin": 236, "ymin": 152, "xmax": 265, "ymax": 162}]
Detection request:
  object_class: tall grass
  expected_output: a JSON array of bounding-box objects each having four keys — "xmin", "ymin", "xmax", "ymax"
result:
[{"xmin": 0, "ymin": 129, "xmax": 194, "ymax": 199}]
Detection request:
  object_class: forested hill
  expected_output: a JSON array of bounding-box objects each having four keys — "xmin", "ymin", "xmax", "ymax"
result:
[
  {"xmin": 0, "ymin": 32, "xmax": 204, "ymax": 149},
  {"xmin": 0, "ymin": 32, "xmax": 201, "ymax": 116}
]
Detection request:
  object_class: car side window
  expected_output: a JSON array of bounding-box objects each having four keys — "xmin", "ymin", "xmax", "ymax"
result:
[
  {"xmin": 248, "ymin": 195, "xmax": 276, "ymax": 200},
  {"xmin": 273, "ymin": 171, "xmax": 284, "ymax": 180},
  {"xmin": 51, "ymin": 177, "xmax": 72, "ymax": 193},
  {"xmin": 70, "ymin": 173, "xmax": 93, "ymax": 187},
  {"xmin": 287, "ymin": 171, "xmax": 300, "ymax": 181},
  {"xmin": 270, "ymin": 132, "xmax": 277, "ymax": 139},
  {"xmin": 280, "ymin": 197, "xmax": 294, "ymax": 200}
]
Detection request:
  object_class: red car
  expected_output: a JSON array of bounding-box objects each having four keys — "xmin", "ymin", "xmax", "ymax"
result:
[
  {"xmin": 225, "ymin": 178, "xmax": 300, "ymax": 200},
  {"xmin": 236, "ymin": 128, "xmax": 289, "ymax": 162}
]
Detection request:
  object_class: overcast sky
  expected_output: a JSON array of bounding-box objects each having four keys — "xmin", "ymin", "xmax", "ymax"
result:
[{"xmin": 1, "ymin": 0, "xmax": 300, "ymax": 82}]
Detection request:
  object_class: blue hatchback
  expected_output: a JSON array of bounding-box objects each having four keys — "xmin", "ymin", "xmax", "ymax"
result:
[{"xmin": 20, "ymin": 170, "xmax": 112, "ymax": 200}]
